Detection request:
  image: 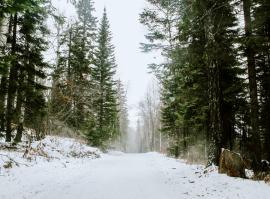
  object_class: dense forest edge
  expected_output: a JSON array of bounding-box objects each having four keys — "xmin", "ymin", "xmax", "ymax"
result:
[
  {"xmin": 139, "ymin": 0, "xmax": 270, "ymax": 177},
  {"xmin": 1, "ymin": 0, "xmax": 270, "ymax": 181},
  {"xmin": 0, "ymin": 0, "xmax": 129, "ymax": 150}
]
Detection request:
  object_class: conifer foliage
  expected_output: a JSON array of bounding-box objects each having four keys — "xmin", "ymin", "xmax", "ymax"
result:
[
  {"xmin": 115, "ymin": 79, "xmax": 129, "ymax": 151},
  {"xmin": 51, "ymin": 0, "xmax": 97, "ymax": 132},
  {"xmin": 87, "ymin": 9, "xmax": 118, "ymax": 147},
  {"xmin": 0, "ymin": 0, "xmax": 49, "ymax": 142},
  {"xmin": 141, "ymin": 0, "xmax": 270, "ymax": 169},
  {"xmin": 0, "ymin": 0, "xmax": 121, "ymax": 149}
]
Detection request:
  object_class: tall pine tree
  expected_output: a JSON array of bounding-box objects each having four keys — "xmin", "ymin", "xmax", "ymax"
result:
[
  {"xmin": 0, "ymin": 0, "xmax": 50, "ymax": 142},
  {"xmin": 253, "ymin": 0, "xmax": 270, "ymax": 162},
  {"xmin": 86, "ymin": 9, "xmax": 118, "ymax": 147},
  {"xmin": 50, "ymin": 0, "xmax": 97, "ymax": 134}
]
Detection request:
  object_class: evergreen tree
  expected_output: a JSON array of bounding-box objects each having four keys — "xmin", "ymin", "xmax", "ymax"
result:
[
  {"xmin": 253, "ymin": 0, "xmax": 270, "ymax": 161},
  {"xmin": 0, "ymin": 0, "xmax": 8, "ymax": 133},
  {"xmin": 140, "ymin": 0, "xmax": 184, "ymax": 157},
  {"xmin": 116, "ymin": 79, "xmax": 129, "ymax": 151},
  {"xmin": 141, "ymin": 0, "xmax": 245, "ymax": 166},
  {"xmin": 69, "ymin": 0, "xmax": 97, "ymax": 130},
  {"xmin": 50, "ymin": 0, "xmax": 97, "ymax": 134},
  {"xmin": 0, "ymin": 0, "xmax": 50, "ymax": 142},
  {"xmin": 19, "ymin": 2, "xmax": 49, "ymax": 141},
  {"xmin": 242, "ymin": 0, "xmax": 262, "ymax": 170},
  {"xmin": 5, "ymin": 7, "xmax": 19, "ymax": 142},
  {"xmin": 86, "ymin": 9, "xmax": 118, "ymax": 147},
  {"xmin": 198, "ymin": 0, "xmax": 242, "ymax": 165}
]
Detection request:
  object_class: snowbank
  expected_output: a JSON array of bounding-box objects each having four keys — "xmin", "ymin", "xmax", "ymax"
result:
[
  {"xmin": 0, "ymin": 136, "xmax": 101, "ymax": 174},
  {"xmin": 30, "ymin": 136, "xmax": 101, "ymax": 159}
]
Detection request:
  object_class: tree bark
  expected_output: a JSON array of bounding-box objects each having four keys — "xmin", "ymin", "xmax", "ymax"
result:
[
  {"xmin": 14, "ymin": 54, "xmax": 26, "ymax": 143},
  {"xmin": 208, "ymin": 60, "xmax": 223, "ymax": 166},
  {"xmin": 243, "ymin": 0, "xmax": 262, "ymax": 170},
  {"xmin": 5, "ymin": 13, "xmax": 18, "ymax": 142},
  {"xmin": 0, "ymin": 76, "xmax": 7, "ymax": 132},
  {"xmin": 0, "ymin": 15, "xmax": 13, "ymax": 133},
  {"xmin": 205, "ymin": 18, "xmax": 223, "ymax": 166}
]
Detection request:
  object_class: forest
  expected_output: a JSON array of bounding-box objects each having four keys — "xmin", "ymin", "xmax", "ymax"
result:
[
  {"xmin": 0, "ymin": 0, "xmax": 270, "ymax": 178},
  {"xmin": 0, "ymin": 0, "xmax": 129, "ymax": 150},
  {"xmin": 139, "ymin": 0, "xmax": 270, "ymax": 173},
  {"xmin": 0, "ymin": 0, "xmax": 270, "ymax": 198}
]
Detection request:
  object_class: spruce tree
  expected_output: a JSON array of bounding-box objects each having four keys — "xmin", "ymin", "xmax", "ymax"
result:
[
  {"xmin": 141, "ymin": 0, "xmax": 244, "ymax": 165},
  {"xmin": 5, "ymin": 10, "xmax": 19, "ymax": 142},
  {"xmin": 242, "ymin": 0, "xmax": 262, "ymax": 170},
  {"xmin": 50, "ymin": 0, "xmax": 97, "ymax": 134},
  {"xmin": 116, "ymin": 79, "xmax": 129, "ymax": 151},
  {"xmin": 0, "ymin": 1, "xmax": 8, "ymax": 133},
  {"xmin": 87, "ymin": 9, "xmax": 118, "ymax": 147},
  {"xmin": 0, "ymin": 0, "xmax": 50, "ymax": 142},
  {"xmin": 140, "ymin": 0, "xmax": 184, "ymax": 157},
  {"xmin": 253, "ymin": 0, "xmax": 270, "ymax": 161},
  {"xmin": 19, "ymin": 2, "xmax": 49, "ymax": 141},
  {"xmin": 188, "ymin": 0, "xmax": 243, "ymax": 165},
  {"xmin": 70, "ymin": 0, "xmax": 97, "ymax": 129}
]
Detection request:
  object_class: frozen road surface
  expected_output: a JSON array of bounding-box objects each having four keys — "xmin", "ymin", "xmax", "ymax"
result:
[{"xmin": 1, "ymin": 152, "xmax": 270, "ymax": 199}]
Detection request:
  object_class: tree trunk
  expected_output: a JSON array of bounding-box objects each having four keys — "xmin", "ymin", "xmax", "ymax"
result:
[
  {"xmin": 183, "ymin": 126, "xmax": 188, "ymax": 157},
  {"xmin": 207, "ymin": 60, "xmax": 223, "ymax": 166},
  {"xmin": 5, "ymin": 13, "xmax": 18, "ymax": 142},
  {"xmin": 261, "ymin": 51, "xmax": 270, "ymax": 161},
  {"xmin": 243, "ymin": 0, "xmax": 262, "ymax": 170},
  {"xmin": 205, "ymin": 18, "xmax": 223, "ymax": 166},
  {"xmin": 259, "ymin": 0, "xmax": 270, "ymax": 162},
  {"xmin": 0, "ymin": 76, "xmax": 7, "ymax": 132},
  {"xmin": 264, "ymin": 48, "xmax": 270, "ymax": 161},
  {"xmin": 0, "ymin": 15, "xmax": 13, "ymax": 133},
  {"xmin": 221, "ymin": 104, "xmax": 234, "ymax": 150},
  {"xmin": 14, "ymin": 56, "xmax": 26, "ymax": 143}
]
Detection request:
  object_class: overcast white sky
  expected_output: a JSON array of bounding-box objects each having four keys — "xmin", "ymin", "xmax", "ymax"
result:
[{"xmin": 52, "ymin": 0, "xmax": 158, "ymax": 127}]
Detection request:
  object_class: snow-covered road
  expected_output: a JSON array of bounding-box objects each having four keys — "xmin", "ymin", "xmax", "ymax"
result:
[{"xmin": 1, "ymin": 152, "xmax": 270, "ymax": 199}]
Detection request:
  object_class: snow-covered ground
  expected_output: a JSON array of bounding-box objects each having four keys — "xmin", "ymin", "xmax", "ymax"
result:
[
  {"xmin": 0, "ymin": 137, "xmax": 270, "ymax": 199},
  {"xmin": 0, "ymin": 136, "xmax": 101, "ymax": 170}
]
